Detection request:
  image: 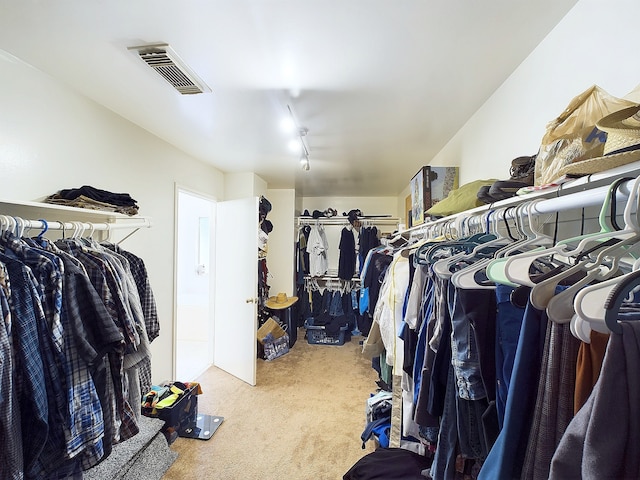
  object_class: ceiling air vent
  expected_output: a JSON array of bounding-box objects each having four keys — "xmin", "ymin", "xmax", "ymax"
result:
[{"xmin": 128, "ymin": 43, "xmax": 211, "ymax": 95}]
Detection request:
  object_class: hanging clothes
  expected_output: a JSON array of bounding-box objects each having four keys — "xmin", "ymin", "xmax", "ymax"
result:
[
  {"xmin": 338, "ymin": 226, "xmax": 356, "ymax": 280},
  {"xmin": 0, "ymin": 228, "xmax": 158, "ymax": 479},
  {"xmin": 549, "ymin": 320, "xmax": 640, "ymax": 479},
  {"xmin": 307, "ymin": 223, "xmax": 329, "ymax": 277}
]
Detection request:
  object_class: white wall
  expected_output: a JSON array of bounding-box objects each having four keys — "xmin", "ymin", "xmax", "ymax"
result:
[
  {"xmin": 224, "ymin": 172, "xmax": 267, "ymax": 200},
  {"xmin": 0, "ymin": 49, "xmax": 224, "ymax": 383},
  {"xmin": 265, "ymin": 189, "xmax": 296, "ymax": 297},
  {"xmin": 431, "ymin": 0, "xmax": 640, "ymax": 185}
]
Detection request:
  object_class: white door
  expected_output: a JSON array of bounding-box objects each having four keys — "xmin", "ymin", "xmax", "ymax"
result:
[{"xmin": 214, "ymin": 197, "xmax": 258, "ymax": 385}]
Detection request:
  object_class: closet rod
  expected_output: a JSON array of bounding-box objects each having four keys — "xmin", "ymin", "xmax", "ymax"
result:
[
  {"xmin": 531, "ymin": 178, "xmax": 634, "ymax": 216},
  {"xmin": 1, "ymin": 216, "xmax": 152, "ymax": 233}
]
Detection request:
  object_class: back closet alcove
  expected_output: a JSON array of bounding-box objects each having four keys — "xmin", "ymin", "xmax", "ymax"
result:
[{"xmin": 295, "ymin": 214, "xmax": 400, "ymax": 342}]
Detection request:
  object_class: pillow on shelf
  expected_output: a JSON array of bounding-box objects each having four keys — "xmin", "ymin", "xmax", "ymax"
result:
[{"xmin": 426, "ymin": 179, "xmax": 498, "ymax": 217}]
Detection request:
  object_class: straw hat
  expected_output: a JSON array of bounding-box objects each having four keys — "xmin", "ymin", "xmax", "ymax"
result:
[
  {"xmin": 557, "ymin": 105, "xmax": 640, "ymax": 178},
  {"xmin": 265, "ymin": 292, "xmax": 298, "ymax": 309}
]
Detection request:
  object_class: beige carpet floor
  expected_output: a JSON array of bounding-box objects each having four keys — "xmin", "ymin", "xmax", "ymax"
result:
[{"xmin": 162, "ymin": 329, "xmax": 378, "ymax": 480}]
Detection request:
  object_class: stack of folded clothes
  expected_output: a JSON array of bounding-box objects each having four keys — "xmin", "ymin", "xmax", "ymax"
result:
[{"xmin": 45, "ymin": 185, "xmax": 139, "ymax": 215}]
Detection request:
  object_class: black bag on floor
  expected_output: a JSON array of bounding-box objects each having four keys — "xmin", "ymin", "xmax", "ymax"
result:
[{"xmin": 343, "ymin": 447, "xmax": 432, "ymax": 480}]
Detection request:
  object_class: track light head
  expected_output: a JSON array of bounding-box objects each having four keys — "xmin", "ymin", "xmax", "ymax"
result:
[{"xmin": 300, "ymin": 154, "xmax": 310, "ymax": 171}]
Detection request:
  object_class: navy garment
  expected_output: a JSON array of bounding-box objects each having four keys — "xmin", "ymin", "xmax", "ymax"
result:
[
  {"xmin": 449, "ymin": 287, "xmax": 496, "ymax": 402},
  {"xmin": 479, "ymin": 301, "xmax": 549, "ymax": 480},
  {"xmin": 363, "ymin": 253, "xmax": 393, "ymax": 313},
  {"xmin": 413, "ymin": 274, "xmax": 439, "ymax": 433},
  {"xmin": 338, "ymin": 227, "xmax": 356, "ymax": 280},
  {"xmin": 429, "ymin": 365, "xmax": 459, "ymax": 479},
  {"xmin": 494, "ymin": 284, "xmax": 526, "ymax": 429},
  {"xmin": 1, "ymin": 255, "xmax": 49, "ymax": 479},
  {"xmin": 428, "ymin": 279, "xmax": 452, "ymax": 418},
  {"xmin": 358, "ymin": 226, "xmax": 380, "ymax": 273}
]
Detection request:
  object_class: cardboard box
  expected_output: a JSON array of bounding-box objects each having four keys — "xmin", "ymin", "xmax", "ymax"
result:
[{"xmin": 257, "ymin": 317, "xmax": 286, "ymax": 344}]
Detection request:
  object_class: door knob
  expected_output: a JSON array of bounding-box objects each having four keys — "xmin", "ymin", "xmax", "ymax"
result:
[{"xmin": 246, "ymin": 297, "xmax": 257, "ymax": 303}]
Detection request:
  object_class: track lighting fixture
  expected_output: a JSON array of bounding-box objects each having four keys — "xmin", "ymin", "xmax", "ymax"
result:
[{"xmin": 284, "ymin": 104, "xmax": 311, "ymax": 171}]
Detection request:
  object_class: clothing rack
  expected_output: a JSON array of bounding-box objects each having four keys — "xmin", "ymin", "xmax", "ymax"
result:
[
  {"xmin": 304, "ymin": 275, "xmax": 360, "ymax": 292},
  {"xmin": 0, "ymin": 215, "xmax": 152, "ymax": 243},
  {"xmin": 0, "ymin": 198, "xmax": 152, "ymax": 242},
  {"xmin": 406, "ymin": 171, "xmax": 639, "ymax": 239}
]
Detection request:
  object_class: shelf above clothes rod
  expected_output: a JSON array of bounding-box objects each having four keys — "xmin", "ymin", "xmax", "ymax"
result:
[
  {"xmin": 0, "ymin": 199, "xmax": 152, "ymax": 242},
  {"xmin": 404, "ymin": 166, "xmax": 640, "ymax": 237},
  {"xmin": 297, "ymin": 216, "xmax": 399, "ymax": 226}
]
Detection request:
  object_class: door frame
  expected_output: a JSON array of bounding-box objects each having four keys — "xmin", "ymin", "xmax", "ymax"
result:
[{"xmin": 173, "ymin": 184, "xmax": 218, "ymax": 380}]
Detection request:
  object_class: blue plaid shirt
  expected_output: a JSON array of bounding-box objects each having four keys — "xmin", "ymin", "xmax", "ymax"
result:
[
  {"xmin": 56, "ymin": 240, "xmax": 140, "ymax": 443},
  {"xmin": 0, "ymin": 262, "xmax": 24, "ymax": 479},
  {"xmin": 0, "ymin": 253, "xmax": 52, "ymax": 478}
]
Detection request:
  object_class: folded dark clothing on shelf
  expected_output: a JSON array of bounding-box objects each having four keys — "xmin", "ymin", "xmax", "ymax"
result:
[
  {"xmin": 53, "ymin": 185, "xmax": 138, "ymax": 207},
  {"xmin": 45, "ymin": 195, "xmax": 139, "ymax": 216},
  {"xmin": 45, "ymin": 185, "xmax": 139, "ymax": 215}
]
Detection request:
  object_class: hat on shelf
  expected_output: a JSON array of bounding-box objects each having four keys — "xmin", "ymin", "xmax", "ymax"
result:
[
  {"xmin": 312, "ymin": 209, "xmax": 324, "ymax": 219},
  {"xmin": 556, "ymin": 105, "xmax": 640, "ymax": 178},
  {"xmin": 261, "ymin": 219, "xmax": 273, "ymax": 234},
  {"xmin": 265, "ymin": 293, "xmax": 298, "ymax": 310}
]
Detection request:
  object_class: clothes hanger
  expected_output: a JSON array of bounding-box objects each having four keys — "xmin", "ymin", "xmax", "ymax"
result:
[
  {"xmin": 499, "ymin": 199, "xmax": 558, "ymax": 286},
  {"xmin": 414, "ymin": 219, "xmax": 457, "ymax": 265},
  {"xmin": 37, "ymin": 218, "xmax": 49, "ymax": 238},
  {"xmin": 13, "ymin": 217, "xmax": 26, "ymax": 238},
  {"xmin": 446, "ymin": 211, "xmax": 515, "ymax": 288},
  {"xmin": 4, "ymin": 216, "xmax": 16, "ymax": 236},
  {"xmin": 496, "ymin": 177, "xmax": 640, "ymax": 288},
  {"xmin": 570, "ymin": 314, "xmax": 593, "ymax": 343},
  {"xmin": 540, "ymin": 182, "xmax": 637, "ymax": 314},
  {"xmin": 530, "ymin": 236, "xmax": 640, "ymax": 311},
  {"xmin": 436, "ymin": 210, "xmax": 510, "ymax": 281},
  {"xmin": 482, "ymin": 204, "xmax": 537, "ymax": 281},
  {"xmin": 431, "ymin": 212, "xmax": 492, "ymax": 277},
  {"xmin": 572, "ymin": 250, "xmax": 640, "ymax": 329},
  {"xmin": 603, "ymin": 268, "xmax": 640, "ymax": 334},
  {"xmin": 569, "ymin": 182, "xmax": 640, "ymax": 329},
  {"xmin": 453, "ymin": 203, "xmax": 540, "ymax": 289},
  {"xmin": 424, "ymin": 214, "xmax": 494, "ymax": 268}
]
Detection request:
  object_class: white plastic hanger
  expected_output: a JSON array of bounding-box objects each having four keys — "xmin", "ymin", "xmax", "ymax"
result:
[
  {"xmin": 569, "ymin": 179, "xmax": 640, "ymax": 332},
  {"xmin": 433, "ymin": 210, "xmax": 504, "ymax": 280},
  {"xmin": 570, "ymin": 314, "xmax": 593, "ymax": 343},
  {"xmin": 450, "ymin": 208, "xmax": 524, "ymax": 289},
  {"xmin": 534, "ymin": 185, "xmax": 640, "ymax": 312},
  {"xmin": 497, "ymin": 177, "xmax": 640, "ymax": 289},
  {"xmin": 481, "ymin": 200, "xmax": 554, "ymax": 288},
  {"xmin": 486, "ymin": 200, "xmax": 552, "ymax": 287},
  {"xmin": 573, "ymin": 255, "xmax": 640, "ymax": 330}
]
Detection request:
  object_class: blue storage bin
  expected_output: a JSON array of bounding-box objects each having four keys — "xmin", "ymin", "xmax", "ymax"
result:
[{"xmin": 305, "ymin": 322, "xmax": 349, "ymax": 346}]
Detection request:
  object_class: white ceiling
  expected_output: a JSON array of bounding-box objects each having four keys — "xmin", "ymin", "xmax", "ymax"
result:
[{"xmin": 0, "ymin": 0, "xmax": 578, "ymax": 197}]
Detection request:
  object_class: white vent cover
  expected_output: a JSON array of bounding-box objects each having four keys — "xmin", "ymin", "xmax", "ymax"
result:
[{"xmin": 128, "ymin": 43, "xmax": 211, "ymax": 95}]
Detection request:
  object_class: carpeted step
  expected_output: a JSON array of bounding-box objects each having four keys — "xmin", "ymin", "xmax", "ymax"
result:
[{"xmin": 84, "ymin": 415, "xmax": 177, "ymax": 479}]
